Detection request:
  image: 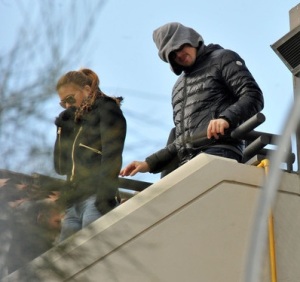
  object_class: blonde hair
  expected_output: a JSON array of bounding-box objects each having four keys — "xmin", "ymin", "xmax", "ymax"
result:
[{"xmin": 56, "ymin": 68, "xmax": 123, "ymax": 121}]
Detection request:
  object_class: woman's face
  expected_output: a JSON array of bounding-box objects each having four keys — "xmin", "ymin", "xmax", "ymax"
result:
[{"xmin": 58, "ymin": 83, "xmax": 91, "ymax": 109}]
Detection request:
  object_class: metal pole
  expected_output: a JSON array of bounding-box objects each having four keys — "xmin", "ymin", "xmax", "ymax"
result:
[
  {"xmin": 257, "ymin": 160, "xmax": 278, "ymax": 282},
  {"xmin": 244, "ymin": 90, "xmax": 300, "ymax": 282},
  {"xmin": 289, "ymin": 4, "xmax": 300, "ymax": 172}
]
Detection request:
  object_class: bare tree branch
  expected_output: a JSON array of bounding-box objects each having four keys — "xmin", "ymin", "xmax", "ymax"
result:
[{"xmin": 0, "ymin": 0, "xmax": 107, "ymax": 175}]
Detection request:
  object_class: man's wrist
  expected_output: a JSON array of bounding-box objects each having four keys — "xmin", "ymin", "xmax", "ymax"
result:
[{"xmin": 219, "ymin": 115, "xmax": 231, "ymax": 127}]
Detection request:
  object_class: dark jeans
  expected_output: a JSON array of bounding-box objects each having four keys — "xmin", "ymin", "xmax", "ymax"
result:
[{"xmin": 202, "ymin": 147, "xmax": 242, "ymax": 163}]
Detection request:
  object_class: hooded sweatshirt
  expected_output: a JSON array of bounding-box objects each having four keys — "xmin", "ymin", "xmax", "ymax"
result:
[
  {"xmin": 153, "ymin": 22, "xmax": 204, "ymax": 75},
  {"xmin": 145, "ymin": 22, "xmax": 264, "ymax": 172}
]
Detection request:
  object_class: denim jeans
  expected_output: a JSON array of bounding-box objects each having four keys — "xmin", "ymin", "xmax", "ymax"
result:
[
  {"xmin": 202, "ymin": 147, "xmax": 242, "ymax": 162},
  {"xmin": 59, "ymin": 195, "xmax": 101, "ymax": 242}
]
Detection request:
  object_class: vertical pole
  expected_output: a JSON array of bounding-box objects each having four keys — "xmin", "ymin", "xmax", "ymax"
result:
[
  {"xmin": 289, "ymin": 5, "xmax": 300, "ymax": 172},
  {"xmin": 257, "ymin": 160, "xmax": 277, "ymax": 282}
]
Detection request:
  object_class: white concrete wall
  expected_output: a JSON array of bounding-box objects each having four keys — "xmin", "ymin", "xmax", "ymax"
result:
[{"xmin": 3, "ymin": 154, "xmax": 300, "ymax": 282}]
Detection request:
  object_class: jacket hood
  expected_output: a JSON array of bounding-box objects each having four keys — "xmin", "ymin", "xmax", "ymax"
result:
[{"xmin": 153, "ymin": 22, "xmax": 204, "ymax": 75}]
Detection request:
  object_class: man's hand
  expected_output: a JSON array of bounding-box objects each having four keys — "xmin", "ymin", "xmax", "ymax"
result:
[
  {"xmin": 207, "ymin": 118, "xmax": 230, "ymax": 139},
  {"xmin": 120, "ymin": 161, "xmax": 150, "ymax": 177}
]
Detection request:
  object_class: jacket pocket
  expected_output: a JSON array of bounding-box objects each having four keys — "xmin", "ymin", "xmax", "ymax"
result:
[{"xmin": 79, "ymin": 143, "xmax": 102, "ymax": 155}]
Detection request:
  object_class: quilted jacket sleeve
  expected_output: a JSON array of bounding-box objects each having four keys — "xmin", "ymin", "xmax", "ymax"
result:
[
  {"xmin": 217, "ymin": 50, "xmax": 264, "ymax": 127},
  {"xmin": 145, "ymin": 142, "xmax": 178, "ymax": 173}
]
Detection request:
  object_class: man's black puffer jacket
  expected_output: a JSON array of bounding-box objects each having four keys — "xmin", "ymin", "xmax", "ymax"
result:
[{"xmin": 146, "ymin": 44, "xmax": 264, "ymax": 173}]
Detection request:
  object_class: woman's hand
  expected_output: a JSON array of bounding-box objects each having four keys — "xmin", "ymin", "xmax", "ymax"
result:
[{"xmin": 120, "ymin": 161, "xmax": 150, "ymax": 177}]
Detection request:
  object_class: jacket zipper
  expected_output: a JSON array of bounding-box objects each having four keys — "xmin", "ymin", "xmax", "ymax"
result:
[
  {"xmin": 181, "ymin": 77, "xmax": 188, "ymax": 148},
  {"xmin": 70, "ymin": 126, "xmax": 83, "ymax": 182},
  {"xmin": 57, "ymin": 127, "xmax": 62, "ymax": 173}
]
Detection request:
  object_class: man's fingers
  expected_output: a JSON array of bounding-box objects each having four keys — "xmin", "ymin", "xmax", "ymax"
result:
[{"xmin": 207, "ymin": 119, "xmax": 229, "ymax": 139}]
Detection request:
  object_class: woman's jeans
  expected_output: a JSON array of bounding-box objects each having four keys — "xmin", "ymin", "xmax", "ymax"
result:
[{"xmin": 59, "ymin": 195, "xmax": 102, "ymax": 242}]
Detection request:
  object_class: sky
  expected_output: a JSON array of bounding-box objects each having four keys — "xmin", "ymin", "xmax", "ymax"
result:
[{"xmin": 1, "ymin": 0, "xmax": 300, "ymax": 183}]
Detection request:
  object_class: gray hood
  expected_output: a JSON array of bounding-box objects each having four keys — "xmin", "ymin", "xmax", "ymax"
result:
[{"xmin": 153, "ymin": 22, "xmax": 204, "ymax": 75}]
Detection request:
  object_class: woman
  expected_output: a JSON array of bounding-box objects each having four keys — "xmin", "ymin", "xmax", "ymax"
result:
[{"xmin": 54, "ymin": 68, "xmax": 126, "ymax": 242}]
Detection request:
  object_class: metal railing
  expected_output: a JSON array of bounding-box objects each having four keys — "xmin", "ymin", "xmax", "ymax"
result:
[
  {"xmin": 188, "ymin": 112, "xmax": 294, "ymax": 171},
  {"xmin": 0, "ymin": 112, "xmax": 295, "ymax": 201}
]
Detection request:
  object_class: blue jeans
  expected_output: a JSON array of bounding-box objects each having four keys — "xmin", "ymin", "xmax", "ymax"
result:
[
  {"xmin": 202, "ymin": 147, "xmax": 242, "ymax": 162},
  {"xmin": 59, "ymin": 195, "xmax": 101, "ymax": 242}
]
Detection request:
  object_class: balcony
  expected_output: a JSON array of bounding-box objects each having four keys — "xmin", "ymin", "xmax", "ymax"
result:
[{"xmin": 2, "ymin": 153, "xmax": 300, "ymax": 281}]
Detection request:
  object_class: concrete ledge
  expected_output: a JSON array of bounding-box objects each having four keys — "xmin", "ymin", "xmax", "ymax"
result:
[{"xmin": 2, "ymin": 154, "xmax": 268, "ymax": 281}]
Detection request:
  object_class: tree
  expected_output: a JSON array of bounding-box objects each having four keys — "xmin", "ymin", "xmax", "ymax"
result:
[
  {"xmin": 0, "ymin": 1, "xmax": 108, "ymax": 278},
  {"xmin": 0, "ymin": 0, "xmax": 108, "ymax": 176}
]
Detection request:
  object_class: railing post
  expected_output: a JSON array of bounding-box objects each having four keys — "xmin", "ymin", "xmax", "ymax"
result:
[{"xmin": 289, "ymin": 4, "xmax": 300, "ymax": 172}]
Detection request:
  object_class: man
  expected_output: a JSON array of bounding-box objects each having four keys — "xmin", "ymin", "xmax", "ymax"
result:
[{"xmin": 120, "ymin": 22, "xmax": 264, "ymax": 177}]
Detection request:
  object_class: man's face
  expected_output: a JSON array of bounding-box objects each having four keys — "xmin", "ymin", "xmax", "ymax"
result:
[{"xmin": 169, "ymin": 44, "xmax": 197, "ymax": 67}]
